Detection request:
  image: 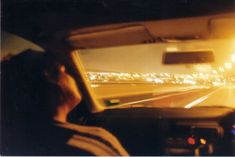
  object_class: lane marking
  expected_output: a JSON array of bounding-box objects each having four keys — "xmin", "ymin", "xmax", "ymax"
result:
[
  {"xmin": 112, "ymin": 88, "xmax": 208, "ymax": 108},
  {"xmin": 184, "ymin": 96, "xmax": 209, "ymax": 109},
  {"xmin": 184, "ymin": 88, "xmax": 220, "ymax": 109}
]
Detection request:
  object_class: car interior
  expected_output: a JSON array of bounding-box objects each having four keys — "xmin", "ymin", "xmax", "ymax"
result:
[
  {"xmin": 61, "ymin": 13, "xmax": 235, "ymax": 156},
  {"xmin": 1, "ymin": 0, "xmax": 235, "ymax": 156}
]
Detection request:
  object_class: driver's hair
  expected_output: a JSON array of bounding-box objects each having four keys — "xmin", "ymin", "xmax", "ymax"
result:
[{"xmin": 2, "ymin": 50, "xmax": 73, "ymax": 124}]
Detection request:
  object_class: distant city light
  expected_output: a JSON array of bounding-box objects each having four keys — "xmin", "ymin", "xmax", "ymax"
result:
[
  {"xmin": 86, "ymin": 70, "xmax": 230, "ymax": 87},
  {"xmin": 146, "ymin": 78, "xmax": 153, "ymax": 82},
  {"xmin": 218, "ymin": 67, "xmax": 224, "ymax": 72},
  {"xmin": 224, "ymin": 62, "xmax": 232, "ymax": 69},
  {"xmin": 183, "ymin": 79, "xmax": 196, "ymax": 85},
  {"xmin": 212, "ymin": 81, "xmax": 224, "ymax": 87},
  {"xmin": 232, "ymin": 54, "xmax": 235, "ymax": 63},
  {"xmin": 91, "ymin": 84, "xmax": 100, "ymax": 88},
  {"xmin": 154, "ymin": 78, "xmax": 164, "ymax": 84},
  {"xmin": 212, "ymin": 70, "xmax": 217, "ymax": 74},
  {"xmin": 193, "ymin": 64, "xmax": 212, "ymax": 72}
]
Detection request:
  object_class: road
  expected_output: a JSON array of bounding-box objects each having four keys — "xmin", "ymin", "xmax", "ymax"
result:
[{"xmin": 91, "ymin": 83, "xmax": 235, "ymax": 109}]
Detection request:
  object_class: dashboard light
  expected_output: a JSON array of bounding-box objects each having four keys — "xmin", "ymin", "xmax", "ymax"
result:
[
  {"xmin": 232, "ymin": 125, "xmax": 235, "ymax": 136},
  {"xmin": 187, "ymin": 137, "xmax": 196, "ymax": 145},
  {"xmin": 200, "ymin": 138, "xmax": 207, "ymax": 145}
]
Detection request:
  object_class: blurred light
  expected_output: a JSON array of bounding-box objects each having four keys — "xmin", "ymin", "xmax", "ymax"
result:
[
  {"xmin": 164, "ymin": 73, "xmax": 170, "ymax": 77},
  {"xmin": 154, "ymin": 78, "xmax": 164, "ymax": 84},
  {"xmin": 200, "ymin": 138, "xmax": 207, "ymax": 145},
  {"xmin": 212, "ymin": 70, "xmax": 217, "ymax": 74},
  {"xmin": 183, "ymin": 79, "xmax": 196, "ymax": 85},
  {"xmin": 232, "ymin": 54, "xmax": 235, "ymax": 62},
  {"xmin": 232, "ymin": 125, "xmax": 235, "ymax": 136},
  {"xmin": 193, "ymin": 64, "xmax": 212, "ymax": 73},
  {"xmin": 91, "ymin": 84, "xmax": 99, "ymax": 88},
  {"xmin": 212, "ymin": 81, "xmax": 221, "ymax": 86},
  {"xmin": 232, "ymin": 129, "xmax": 235, "ymax": 136},
  {"xmin": 146, "ymin": 78, "xmax": 153, "ymax": 82},
  {"xmin": 133, "ymin": 73, "xmax": 140, "ymax": 78},
  {"xmin": 224, "ymin": 62, "xmax": 232, "ymax": 69},
  {"xmin": 218, "ymin": 67, "xmax": 224, "ymax": 72},
  {"xmin": 109, "ymin": 99, "xmax": 120, "ymax": 104},
  {"xmin": 187, "ymin": 137, "xmax": 196, "ymax": 145},
  {"xmin": 89, "ymin": 75, "xmax": 97, "ymax": 80},
  {"xmin": 166, "ymin": 47, "xmax": 178, "ymax": 52}
]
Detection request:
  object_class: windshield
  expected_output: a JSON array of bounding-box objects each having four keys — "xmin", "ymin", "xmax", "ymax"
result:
[{"xmin": 77, "ymin": 38, "xmax": 235, "ymax": 109}]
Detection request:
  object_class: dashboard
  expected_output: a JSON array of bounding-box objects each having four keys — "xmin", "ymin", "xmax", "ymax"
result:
[
  {"xmin": 79, "ymin": 107, "xmax": 235, "ymax": 156},
  {"xmin": 164, "ymin": 120, "xmax": 231, "ymax": 155}
]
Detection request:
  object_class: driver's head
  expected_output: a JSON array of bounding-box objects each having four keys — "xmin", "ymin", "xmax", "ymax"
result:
[
  {"xmin": 2, "ymin": 50, "xmax": 82, "ymax": 123},
  {"xmin": 41, "ymin": 52, "xmax": 82, "ymax": 113}
]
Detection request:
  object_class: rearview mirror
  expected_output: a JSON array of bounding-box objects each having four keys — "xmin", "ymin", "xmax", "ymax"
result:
[{"xmin": 163, "ymin": 51, "xmax": 215, "ymax": 64}]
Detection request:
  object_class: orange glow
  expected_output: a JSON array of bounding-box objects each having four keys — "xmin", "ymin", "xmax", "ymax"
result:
[{"xmin": 200, "ymin": 138, "xmax": 207, "ymax": 145}]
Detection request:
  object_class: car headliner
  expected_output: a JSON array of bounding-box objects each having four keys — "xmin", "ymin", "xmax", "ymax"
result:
[{"xmin": 2, "ymin": 0, "xmax": 235, "ymax": 44}]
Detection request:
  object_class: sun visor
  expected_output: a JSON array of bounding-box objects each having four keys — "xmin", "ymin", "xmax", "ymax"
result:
[
  {"xmin": 67, "ymin": 26, "xmax": 154, "ymax": 49},
  {"xmin": 146, "ymin": 17, "xmax": 210, "ymax": 39},
  {"xmin": 66, "ymin": 13, "xmax": 235, "ymax": 49},
  {"xmin": 209, "ymin": 17, "xmax": 235, "ymax": 38}
]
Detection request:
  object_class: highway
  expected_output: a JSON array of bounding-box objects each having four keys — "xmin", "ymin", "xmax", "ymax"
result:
[{"xmin": 91, "ymin": 83, "xmax": 235, "ymax": 109}]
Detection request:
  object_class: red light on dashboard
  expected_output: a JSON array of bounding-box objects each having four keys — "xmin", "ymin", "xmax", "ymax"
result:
[{"xmin": 187, "ymin": 137, "xmax": 196, "ymax": 145}]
